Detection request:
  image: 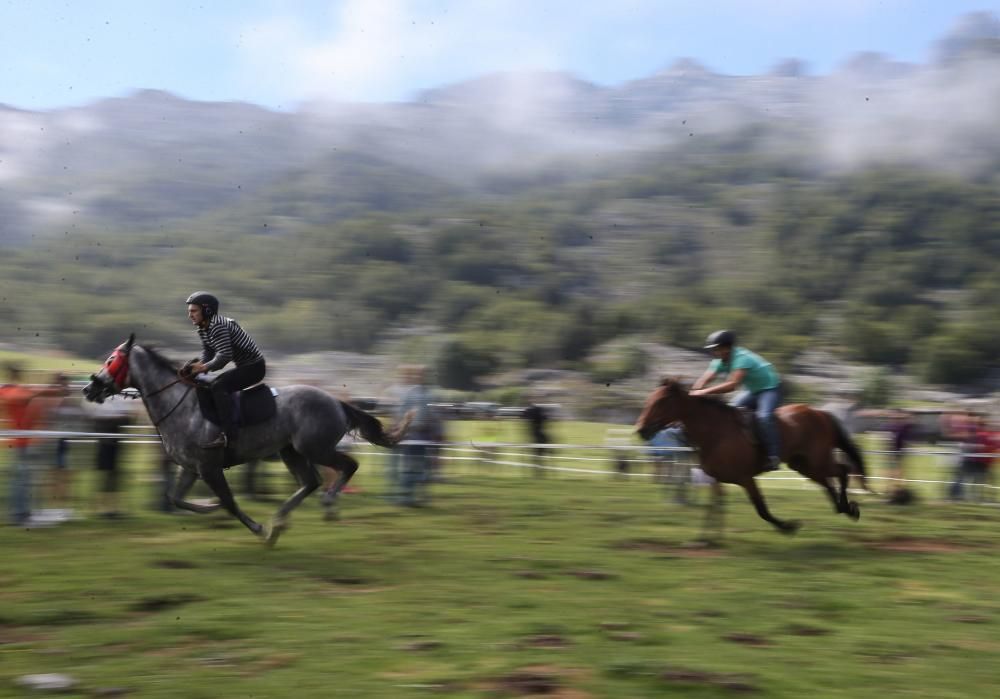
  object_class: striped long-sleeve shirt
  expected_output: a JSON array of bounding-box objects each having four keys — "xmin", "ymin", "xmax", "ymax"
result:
[{"xmin": 197, "ymin": 316, "xmax": 264, "ymax": 372}]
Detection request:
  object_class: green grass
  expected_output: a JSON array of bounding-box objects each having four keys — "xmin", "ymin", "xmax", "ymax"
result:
[{"xmin": 1, "ymin": 424, "xmax": 998, "ymax": 698}]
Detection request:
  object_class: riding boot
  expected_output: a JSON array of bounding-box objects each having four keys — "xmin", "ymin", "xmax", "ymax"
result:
[{"xmin": 203, "ymin": 387, "xmax": 235, "ymax": 449}]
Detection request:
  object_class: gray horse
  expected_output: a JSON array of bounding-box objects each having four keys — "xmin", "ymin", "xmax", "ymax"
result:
[{"xmin": 82, "ymin": 335, "xmax": 410, "ymax": 545}]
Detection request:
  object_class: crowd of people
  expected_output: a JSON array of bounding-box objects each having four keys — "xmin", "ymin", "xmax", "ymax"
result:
[
  {"xmin": 1, "ymin": 363, "xmax": 135, "ymax": 526},
  {"xmin": 3, "ymin": 356, "xmax": 998, "ymax": 527}
]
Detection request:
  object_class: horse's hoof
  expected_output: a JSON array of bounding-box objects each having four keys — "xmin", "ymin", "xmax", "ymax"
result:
[
  {"xmin": 780, "ymin": 520, "xmax": 802, "ymax": 535},
  {"xmin": 323, "ymin": 508, "xmax": 339, "ymax": 522},
  {"xmin": 264, "ymin": 517, "xmax": 288, "ymax": 547},
  {"xmin": 848, "ymin": 502, "xmax": 861, "ymax": 521}
]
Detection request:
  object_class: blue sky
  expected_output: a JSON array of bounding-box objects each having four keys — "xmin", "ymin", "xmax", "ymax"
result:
[{"xmin": 1, "ymin": 0, "xmax": 997, "ymax": 111}]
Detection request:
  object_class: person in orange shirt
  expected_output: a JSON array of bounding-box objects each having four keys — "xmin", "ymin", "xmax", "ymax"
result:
[{"xmin": 1, "ymin": 364, "xmax": 61, "ymax": 526}]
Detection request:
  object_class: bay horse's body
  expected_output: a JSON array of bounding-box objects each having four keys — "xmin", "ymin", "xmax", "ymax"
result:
[
  {"xmin": 637, "ymin": 379, "xmax": 868, "ymax": 540},
  {"xmin": 83, "ymin": 336, "xmax": 409, "ymax": 545}
]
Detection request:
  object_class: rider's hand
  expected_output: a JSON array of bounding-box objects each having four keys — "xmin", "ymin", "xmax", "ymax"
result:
[{"xmin": 189, "ymin": 362, "xmax": 207, "ymax": 375}]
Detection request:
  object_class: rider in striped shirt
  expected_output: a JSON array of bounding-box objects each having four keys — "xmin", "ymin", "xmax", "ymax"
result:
[{"xmin": 185, "ymin": 291, "xmax": 265, "ymax": 449}]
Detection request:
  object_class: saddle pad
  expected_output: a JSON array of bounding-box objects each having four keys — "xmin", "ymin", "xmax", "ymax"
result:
[{"xmin": 197, "ymin": 384, "xmax": 277, "ymax": 427}]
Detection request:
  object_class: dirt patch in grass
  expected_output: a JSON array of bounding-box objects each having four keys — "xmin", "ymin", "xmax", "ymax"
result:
[
  {"xmin": 783, "ymin": 624, "xmax": 832, "ymax": 637},
  {"xmin": 29, "ymin": 609, "xmax": 104, "ymax": 626},
  {"xmin": 722, "ymin": 633, "xmax": 773, "ymax": 647},
  {"xmin": 129, "ymin": 594, "xmax": 202, "ymax": 613},
  {"xmin": 514, "ymin": 570, "xmax": 548, "ymax": 579},
  {"xmin": 948, "ymin": 614, "xmax": 990, "ymax": 624},
  {"xmin": 240, "ymin": 652, "xmax": 301, "ymax": 676},
  {"xmin": 565, "ymin": 569, "xmax": 616, "ymax": 581},
  {"xmin": 150, "ymin": 559, "xmax": 198, "ymax": 570},
  {"xmin": 0, "ymin": 623, "xmax": 47, "ymax": 645},
  {"xmin": 314, "ymin": 575, "xmax": 370, "ymax": 585},
  {"xmin": 612, "ymin": 538, "xmax": 725, "ymax": 557},
  {"xmin": 661, "ymin": 666, "xmax": 761, "ymax": 692},
  {"xmin": 518, "ymin": 634, "xmax": 571, "ymax": 649},
  {"xmin": 606, "ymin": 631, "xmax": 643, "ymax": 642},
  {"xmin": 867, "ymin": 537, "xmax": 972, "ymax": 553},
  {"xmin": 484, "ymin": 665, "xmax": 596, "ymax": 698},
  {"xmin": 397, "ymin": 638, "xmax": 445, "ymax": 651}
]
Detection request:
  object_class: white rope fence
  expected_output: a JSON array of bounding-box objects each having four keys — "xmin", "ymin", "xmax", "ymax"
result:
[{"xmin": 1, "ymin": 429, "xmax": 996, "ymax": 493}]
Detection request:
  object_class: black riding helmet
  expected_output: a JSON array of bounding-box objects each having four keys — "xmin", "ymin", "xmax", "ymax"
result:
[
  {"xmin": 704, "ymin": 329, "xmax": 736, "ymax": 349},
  {"xmin": 186, "ymin": 291, "xmax": 219, "ymax": 321}
]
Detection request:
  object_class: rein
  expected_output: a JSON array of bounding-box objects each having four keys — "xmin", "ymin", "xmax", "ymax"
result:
[{"xmin": 144, "ymin": 372, "xmax": 198, "ymax": 428}]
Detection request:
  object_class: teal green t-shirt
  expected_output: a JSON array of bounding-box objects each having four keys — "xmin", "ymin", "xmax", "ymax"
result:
[{"xmin": 709, "ymin": 346, "xmax": 780, "ymax": 394}]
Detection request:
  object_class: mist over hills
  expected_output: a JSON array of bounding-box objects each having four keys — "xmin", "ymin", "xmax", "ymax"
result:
[{"xmin": 1, "ymin": 12, "xmax": 999, "ymax": 243}]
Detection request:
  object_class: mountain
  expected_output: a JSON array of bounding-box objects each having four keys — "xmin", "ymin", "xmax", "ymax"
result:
[{"xmin": 1, "ymin": 13, "xmax": 1000, "ymax": 243}]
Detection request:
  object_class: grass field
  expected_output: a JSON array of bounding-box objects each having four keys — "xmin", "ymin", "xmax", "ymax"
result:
[{"xmin": 2, "ymin": 421, "xmax": 999, "ymax": 698}]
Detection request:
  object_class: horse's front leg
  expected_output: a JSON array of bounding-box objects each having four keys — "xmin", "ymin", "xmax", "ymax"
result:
[
  {"xmin": 198, "ymin": 463, "xmax": 263, "ymax": 537},
  {"xmin": 170, "ymin": 466, "xmax": 221, "ymax": 514},
  {"xmin": 741, "ymin": 478, "xmax": 800, "ymax": 534}
]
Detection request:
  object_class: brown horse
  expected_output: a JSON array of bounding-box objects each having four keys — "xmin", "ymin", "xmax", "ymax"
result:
[{"xmin": 636, "ymin": 378, "xmax": 868, "ymax": 540}]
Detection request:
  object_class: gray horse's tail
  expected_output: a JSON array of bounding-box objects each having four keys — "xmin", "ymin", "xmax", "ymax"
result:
[
  {"xmin": 827, "ymin": 411, "xmax": 876, "ymax": 494},
  {"xmin": 341, "ymin": 401, "xmax": 412, "ymax": 448}
]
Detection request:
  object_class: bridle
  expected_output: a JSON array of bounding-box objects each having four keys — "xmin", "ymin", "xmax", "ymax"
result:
[{"xmin": 90, "ymin": 340, "xmax": 198, "ymax": 427}]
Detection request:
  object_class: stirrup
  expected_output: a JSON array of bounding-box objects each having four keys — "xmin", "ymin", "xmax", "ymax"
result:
[{"xmin": 201, "ymin": 433, "xmax": 228, "ymax": 449}]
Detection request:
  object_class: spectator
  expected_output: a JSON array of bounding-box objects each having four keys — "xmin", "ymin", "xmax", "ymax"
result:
[
  {"xmin": 1, "ymin": 364, "xmax": 60, "ymax": 526},
  {"xmin": 90, "ymin": 396, "xmax": 133, "ymax": 519},
  {"xmin": 648, "ymin": 426, "xmax": 691, "ymax": 505},
  {"xmin": 949, "ymin": 414, "xmax": 996, "ymax": 502},
  {"xmin": 381, "ymin": 368, "xmax": 412, "ymax": 500},
  {"xmin": 46, "ymin": 373, "xmax": 85, "ymax": 519},
  {"xmin": 395, "ymin": 365, "xmax": 436, "ymax": 507},
  {"xmin": 886, "ymin": 410, "xmax": 916, "ymax": 505},
  {"xmin": 522, "ymin": 400, "xmax": 551, "ymax": 477}
]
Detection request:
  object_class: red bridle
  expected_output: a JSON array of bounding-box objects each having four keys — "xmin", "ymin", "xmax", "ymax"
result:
[{"xmin": 102, "ymin": 345, "xmax": 131, "ymax": 390}]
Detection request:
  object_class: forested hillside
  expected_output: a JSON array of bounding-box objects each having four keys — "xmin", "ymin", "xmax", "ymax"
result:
[{"xmin": 2, "ymin": 129, "xmax": 997, "ymax": 390}]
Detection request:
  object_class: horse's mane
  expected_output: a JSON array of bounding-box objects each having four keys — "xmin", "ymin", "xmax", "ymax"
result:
[
  {"xmin": 138, "ymin": 345, "xmax": 181, "ymax": 372},
  {"xmin": 660, "ymin": 377, "xmax": 743, "ymax": 424},
  {"xmin": 690, "ymin": 393, "xmax": 744, "ymax": 423}
]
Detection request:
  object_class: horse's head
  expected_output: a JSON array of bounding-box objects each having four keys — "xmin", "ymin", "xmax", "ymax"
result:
[
  {"xmin": 636, "ymin": 377, "xmax": 687, "ymax": 441},
  {"xmin": 82, "ymin": 334, "xmax": 135, "ymax": 403}
]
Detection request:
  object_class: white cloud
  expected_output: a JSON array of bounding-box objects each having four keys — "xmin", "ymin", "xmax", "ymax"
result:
[
  {"xmin": 235, "ymin": 0, "xmax": 913, "ymax": 105},
  {"xmin": 236, "ymin": 0, "xmax": 678, "ymax": 104}
]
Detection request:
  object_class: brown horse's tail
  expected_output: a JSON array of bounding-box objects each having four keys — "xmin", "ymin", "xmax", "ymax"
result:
[
  {"xmin": 826, "ymin": 411, "xmax": 875, "ymax": 493},
  {"xmin": 341, "ymin": 401, "xmax": 413, "ymax": 448}
]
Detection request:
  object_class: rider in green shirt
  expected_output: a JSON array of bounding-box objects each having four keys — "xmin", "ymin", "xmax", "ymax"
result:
[{"xmin": 690, "ymin": 330, "xmax": 783, "ymax": 471}]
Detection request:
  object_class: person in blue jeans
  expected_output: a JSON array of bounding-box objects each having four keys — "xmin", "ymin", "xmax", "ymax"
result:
[{"xmin": 690, "ymin": 330, "xmax": 783, "ymax": 471}]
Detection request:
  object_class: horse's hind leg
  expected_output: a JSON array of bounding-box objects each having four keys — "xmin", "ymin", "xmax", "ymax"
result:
[
  {"xmin": 267, "ymin": 446, "xmax": 322, "ymax": 546},
  {"xmin": 793, "ymin": 456, "xmax": 842, "ymax": 515},
  {"xmin": 198, "ymin": 464, "xmax": 263, "ymax": 536},
  {"xmin": 320, "ymin": 451, "xmax": 359, "ymax": 521},
  {"xmin": 836, "ymin": 463, "xmax": 860, "ymax": 520},
  {"xmin": 740, "ymin": 478, "xmax": 800, "ymax": 534}
]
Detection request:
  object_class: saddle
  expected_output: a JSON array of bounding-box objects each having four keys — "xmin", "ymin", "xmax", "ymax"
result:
[{"xmin": 195, "ymin": 383, "xmax": 277, "ymax": 427}]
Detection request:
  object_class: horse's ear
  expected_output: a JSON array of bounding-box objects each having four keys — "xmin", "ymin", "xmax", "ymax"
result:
[
  {"xmin": 125, "ymin": 333, "xmax": 135, "ymax": 351},
  {"xmin": 659, "ymin": 375, "xmax": 673, "ymax": 387}
]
